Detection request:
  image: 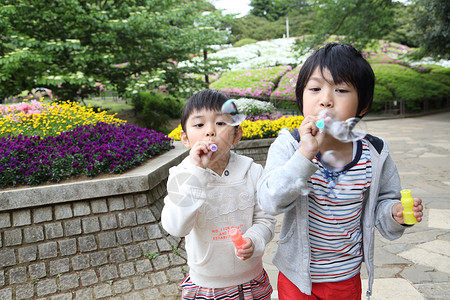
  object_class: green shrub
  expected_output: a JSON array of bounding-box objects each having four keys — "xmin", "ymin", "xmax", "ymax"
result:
[
  {"xmin": 373, "ymin": 64, "xmax": 450, "ymax": 112},
  {"xmin": 135, "ymin": 91, "xmax": 183, "ymax": 133},
  {"xmin": 234, "ymin": 38, "xmax": 258, "ymax": 47},
  {"xmin": 372, "ymin": 84, "xmax": 395, "ymax": 112}
]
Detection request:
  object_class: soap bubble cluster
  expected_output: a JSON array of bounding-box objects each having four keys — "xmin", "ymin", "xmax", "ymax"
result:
[{"xmin": 221, "ymin": 99, "xmax": 247, "ymax": 126}]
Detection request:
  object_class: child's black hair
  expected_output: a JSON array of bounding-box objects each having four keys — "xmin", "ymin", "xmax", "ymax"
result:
[
  {"xmin": 181, "ymin": 89, "xmax": 230, "ymax": 132},
  {"xmin": 295, "ymin": 43, "xmax": 375, "ymax": 118}
]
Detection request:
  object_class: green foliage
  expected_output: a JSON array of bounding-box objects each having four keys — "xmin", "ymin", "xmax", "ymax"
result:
[
  {"xmin": 233, "ymin": 39, "xmax": 258, "ymax": 47},
  {"xmin": 0, "ymin": 0, "xmax": 232, "ymax": 102},
  {"xmin": 296, "ymin": 0, "xmax": 395, "ymax": 53},
  {"xmin": 372, "ymin": 64, "xmax": 450, "ymax": 112},
  {"xmin": 409, "ymin": 0, "xmax": 450, "ymax": 59},
  {"xmin": 136, "ymin": 91, "xmax": 183, "ymax": 133}
]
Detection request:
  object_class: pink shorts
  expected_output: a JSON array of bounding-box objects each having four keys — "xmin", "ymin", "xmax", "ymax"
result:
[
  {"xmin": 181, "ymin": 269, "xmax": 272, "ymax": 300},
  {"xmin": 278, "ymin": 272, "xmax": 362, "ymax": 300}
]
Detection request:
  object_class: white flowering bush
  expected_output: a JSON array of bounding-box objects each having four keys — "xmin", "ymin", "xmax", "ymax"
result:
[{"xmin": 234, "ymin": 98, "xmax": 275, "ymax": 115}]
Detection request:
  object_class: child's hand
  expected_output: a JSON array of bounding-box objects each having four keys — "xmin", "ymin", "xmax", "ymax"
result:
[
  {"xmin": 392, "ymin": 197, "xmax": 424, "ymax": 224},
  {"xmin": 236, "ymin": 237, "xmax": 254, "ymax": 261},
  {"xmin": 189, "ymin": 141, "xmax": 214, "ymax": 169},
  {"xmin": 298, "ymin": 115, "xmax": 325, "ymax": 160}
]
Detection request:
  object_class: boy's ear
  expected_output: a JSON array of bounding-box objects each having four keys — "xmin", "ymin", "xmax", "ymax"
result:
[
  {"xmin": 180, "ymin": 130, "xmax": 192, "ymax": 149},
  {"xmin": 358, "ymin": 105, "xmax": 370, "ymax": 118},
  {"xmin": 232, "ymin": 126, "xmax": 243, "ymax": 145}
]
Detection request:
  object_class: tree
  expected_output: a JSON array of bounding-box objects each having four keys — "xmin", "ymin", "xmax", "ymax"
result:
[
  {"xmin": 409, "ymin": 0, "xmax": 449, "ymax": 59},
  {"xmin": 296, "ymin": 0, "xmax": 395, "ymax": 53},
  {"xmin": 0, "ymin": 0, "xmax": 232, "ymax": 102}
]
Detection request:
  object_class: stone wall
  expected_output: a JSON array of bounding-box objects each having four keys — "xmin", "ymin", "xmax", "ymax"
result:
[{"xmin": 0, "ymin": 138, "xmax": 273, "ymax": 300}]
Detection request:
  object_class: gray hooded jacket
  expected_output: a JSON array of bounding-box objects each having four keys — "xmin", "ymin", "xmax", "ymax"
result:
[{"xmin": 257, "ymin": 129, "xmax": 407, "ymax": 298}]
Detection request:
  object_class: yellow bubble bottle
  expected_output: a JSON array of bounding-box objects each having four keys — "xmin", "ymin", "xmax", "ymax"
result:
[{"xmin": 401, "ymin": 189, "xmax": 417, "ymax": 225}]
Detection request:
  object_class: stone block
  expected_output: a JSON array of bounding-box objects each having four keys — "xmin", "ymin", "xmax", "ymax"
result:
[
  {"xmin": 55, "ymin": 204, "xmax": 73, "ymax": 220},
  {"xmin": 113, "ymin": 279, "xmax": 132, "ymax": 294},
  {"xmin": 73, "ymin": 202, "xmax": 91, "ymax": 216},
  {"xmin": 24, "ymin": 226, "xmax": 44, "ymax": 243},
  {"xmin": 72, "ymin": 254, "xmax": 90, "ymax": 271},
  {"xmin": 64, "ymin": 219, "xmax": 82, "ymax": 236},
  {"xmin": 9, "ymin": 267, "xmax": 27, "ymax": 284},
  {"xmin": 146, "ymin": 224, "xmax": 162, "ymax": 239},
  {"xmin": 118, "ymin": 211, "xmax": 137, "ymax": 227},
  {"xmin": 80, "ymin": 270, "xmax": 98, "ymax": 286},
  {"xmin": 18, "ymin": 245, "xmax": 37, "ymax": 263},
  {"xmin": 133, "ymin": 275, "xmax": 151, "ymax": 290},
  {"xmin": 135, "ymin": 259, "xmax": 152, "ymax": 273},
  {"xmin": 160, "ymin": 283, "xmax": 180, "ymax": 296},
  {"xmin": 157, "ymin": 238, "xmax": 172, "ymax": 252},
  {"xmin": 150, "ymin": 271, "xmax": 168, "ymax": 286},
  {"xmin": 49, "ymin": 258, "xmax": 70, "ymax": 276},
  {"xmin": 29, "ymin": 262, "xmax": 46, "ymax": 280},
  {"xmin": 0, "ymin": 288, "xmax": 12, "ymax": 300},
  {"xmin": 82, "ymin": 217, "xmax": 100, "ymax": 234},
  {"xmin": 12, "ymin": 209, "xmax": 31, "ymax": 226},
  {"xmin": 140, "ymin": 240, "xmax": 159, "ymax": 256},
  {"xmin": 167, "ymin": 266, "xmax": 186, "ymax": 282},
  {"xmin": 75, "ymin": 288, "xmax": 93, "ymax": 300},
  {"xmin": 59, "ymin": 273, "xmax": 79, "ymax": 291},
  {"xmin": 0, "ymin": 249, "xmax": 16, "ymax": 268},
  {"xmin": 91, "ymin": 199, "xmax": 108, "ymax": 214},
  {"xmin": 45, "ymin": 222, "xmax": 64, "ymax": 239},
  {"xmin": 109, "ymin": 248, "xmax": 126, "ymax": 263},
  {"xmin": 99, "ymin": 214, "xmax": 117, "ymax": 230},
  {"xmin": 125, "ymin": 244, "xmax": 142, "ymax": 259},
  {"xmin": 58, "ymin": 238, "xmax": 77, "ymax": 256},
  {"xmin": 116, "ymin": 229, "xmax": 132, "ymax": 245},
  {"xmin": 0, "ymin": 213, "xmax": 11, "ymax": 228},
  {"xmin": 99, "ymin": 265, "xmax": 118, "ymax": 281},
  {"xmin": 93, "ymin": 284, "xmax": 112, "ymax": 298},
  {"xmin": 169, "ymin": 253, "xmax": 187, "ymax": 266},
  {"xmin": 134, "ymin": 193, "xmax": 148, "ymax": 207},
  {"xmin": 108, "ymin": 196, "xmax": 125, "ymax": 211},
  {"xmin": 98, "ymin": 231, "xmax": 117, "ymax": 249},
  {"xmin": 132, "ymin": 226, "xmax": 149, "ymax": 242},
  {"xmin": 90, "ymin": 251, "xmax": 108, "ymax": 267},
  {"xmin": 33, "ymin": 207, "xmax": 52, "ymax": 223},
  {"xmin": 124, "ymin": 194, "xmax": 135, "ymax": 209},
  {"xmin": 15, "ymin": 283, "xmax": 34, "ymax": 300},
  {"xmin": 50, "ymin": 292, "xmax": 72, "ymax": 300},
  {"xmin": 152, "ymin": 255, "xmax": 170, "ymax": 271},
  {"xmin": 136, "ymin": 208, "xmax": 156, "ymax": 224},
  {"xmin": 79, "ymin": 235, "xmax": 97, "ymax": 252},
  {"xmin": 149, "ymin": 205, "xmax": 161, "ymax": 222},
  {"xmin": 38, "ymin": 242, "xmax": 58, "ymax": 259},
  {"xmin": 119, "ymin": 262, "xmax": 135, "ymax": 277},
  {"xmin": 0, "ymin": 271, "xmax": 4, "ymax": 286},
  {"xmin": 142, "ymin": 288, "xmax": 161, "ymax": 299},
  {"xmin": 5, "ymin": 228, "xmax": 22, "ymax": 246},
  {"xmin": 36, "ymin": 278, "xmax": 57, "ymax": 296}
]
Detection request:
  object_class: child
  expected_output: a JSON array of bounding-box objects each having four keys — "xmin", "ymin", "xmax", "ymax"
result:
[
  {"xmin": 257, "ymin": 43, "xmax": 423, "ymax": 300},
  {"xmin": 161, "ymin": 89, "xmax": 276, "ymax": 299}
]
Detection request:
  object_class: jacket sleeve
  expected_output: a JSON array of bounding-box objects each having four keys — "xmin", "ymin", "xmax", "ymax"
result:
[
  {"xmin": 374, "ymin": 154, "xmax": 407, "ymax": 240},
  {"xmin": 161, "ymin": 164, "xmax": 209, "ymax": 237},
  {"xmin": 243, "ymin": 163, "xmax": 277, "ymax": 258},
  {"xmin": 257, "ymin": 133, "xmax": 318, "ymax": 215}
]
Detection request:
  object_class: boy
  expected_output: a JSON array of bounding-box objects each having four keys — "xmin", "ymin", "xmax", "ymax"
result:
[
  {"xmin": 162, "ymin": 89, "xmax": 276, "ymax": 299},
  {"xmin": 257, "ymin": 43, "xmax": 423, "ymax": 299}
]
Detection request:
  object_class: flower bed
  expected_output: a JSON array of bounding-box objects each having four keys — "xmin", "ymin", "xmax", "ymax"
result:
[
  {"xmin": 0, "ymin": 100, "xmax": 173, "ymax": 188},
  {"xmin": 270, "ymin": 65, "xmax": 302, "ymax": 103},
  {"xmin": 168, "ymin": 115, "xmax": 304, "ymax": 141},
  {"xmin": 210, "ymin": 65, "xmax": 292, "ymax": 99}
]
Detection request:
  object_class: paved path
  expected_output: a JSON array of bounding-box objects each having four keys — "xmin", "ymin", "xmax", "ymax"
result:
[{"xmin": 263, "ymin": 111, "xmax": 450, "ymax": 300}]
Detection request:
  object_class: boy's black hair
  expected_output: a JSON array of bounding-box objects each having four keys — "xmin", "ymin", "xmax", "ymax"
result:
[
  {"xmin": 181, "ymin": 89, "xmax": 230, "ymax": 132},
  {"xmin": 295, "ymin": 43, "xmax": 375, "ymax": 118}
]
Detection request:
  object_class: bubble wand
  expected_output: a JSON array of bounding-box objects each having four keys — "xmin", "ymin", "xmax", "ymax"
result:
[{"xmin": 229, "ymin": 228, "xmax": 245, "ymax": 250}]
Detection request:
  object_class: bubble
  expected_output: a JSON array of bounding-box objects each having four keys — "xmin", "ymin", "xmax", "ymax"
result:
[
  {"xmin": 221, "ymin": 99, "xmax": 246, "ymax": 126},
  {"xmin": 316, "ymin": 110, "xmax": 368, "ymax": 142},
  {"xmin": 167, "ymin": 172, "xmax": 204, "ymax": 207},
  {"xmin": 295, "ymin": 178, "xmax": 309, "ymax": 196},
  {"xmin": 209, "ymin": 143, "xmax": 218, "ymax": 152},
  {"xmin": 343, "ymin": 118, "xmax": 367, "ymax": 142},
  {"xmin": 321, "ymin": 150, "xmax": 346, "ymax": 172}
]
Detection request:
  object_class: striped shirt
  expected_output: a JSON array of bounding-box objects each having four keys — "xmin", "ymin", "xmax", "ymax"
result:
[{"xmin": 308, "ymin": 139, "xmax": 372, "ymax": 282}]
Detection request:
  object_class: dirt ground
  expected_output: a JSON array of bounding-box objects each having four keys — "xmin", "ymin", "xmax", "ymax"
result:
[{"xmin": 115, "ymin": 108, "xmax": 181, "ymax": 130}]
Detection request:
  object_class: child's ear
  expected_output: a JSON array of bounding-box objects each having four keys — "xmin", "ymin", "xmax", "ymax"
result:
[
  {"xmin": 232, "ymin": 126, "xmax": 243, "ymax": 145},
  {"xmin": 180, "ymin": 130, "xmax": 192, "ymax": 149},
  {"xmin": 358, "ymin": 106, "xmax": 370, "ymax": 118}
]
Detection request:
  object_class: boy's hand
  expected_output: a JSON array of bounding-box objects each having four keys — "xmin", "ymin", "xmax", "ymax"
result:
[
  {"xmin": 392, "ymin": 198, "xmax": 424, "ymax": 224},
  {"xmin": 189, "ymin": 141, "xmax": 213, "ymax": 169},
  {"xmin": 236, "ymin": 237, "xmax": 254, "ymax": 261},
  {"xmin": 298, "ymin": 115, "xmax": 325, "ymax": 160}
]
